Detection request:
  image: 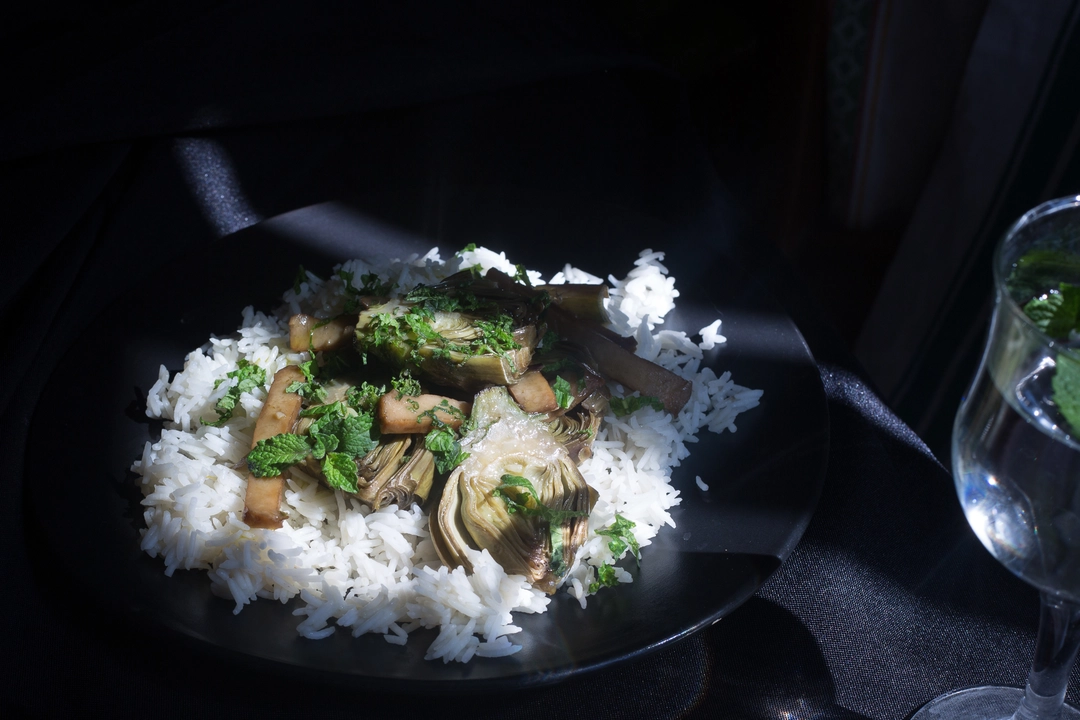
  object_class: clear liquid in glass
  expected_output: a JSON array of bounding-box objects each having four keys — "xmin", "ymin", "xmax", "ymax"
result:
[{"xmin": 955, "ymin": 355, "xmax": 1080, "ymax": 602}]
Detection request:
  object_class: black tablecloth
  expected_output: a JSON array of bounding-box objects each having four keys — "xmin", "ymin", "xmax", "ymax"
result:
[{"xmin": 2, "ymin": 4, "xmax": 1064, "ymax": 718}]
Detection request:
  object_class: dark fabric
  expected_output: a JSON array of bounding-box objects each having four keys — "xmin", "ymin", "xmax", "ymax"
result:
[
  {"xmin": 3, "ymin": 4, "xmax": 1073, "ymax": 719},
  {"xmin": 856, "ymin": 0, "xmax": 1080, "ymax": 460}
]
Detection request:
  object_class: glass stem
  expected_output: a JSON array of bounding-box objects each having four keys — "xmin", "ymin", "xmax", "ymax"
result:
[{"xmin": 1014, "ymin": 592, "xmax": 1080, "ymax": 720}]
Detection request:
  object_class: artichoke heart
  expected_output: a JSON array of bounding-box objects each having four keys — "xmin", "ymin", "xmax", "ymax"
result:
[
  {"xmin": 430, "ymin": 387, "xmax": 597, "ymax": 594},
  {"xmin": 547, "ymin": 404, "xmax": 604, "ymax": 464},
  {"xmin": 354, "ymin": 298, "xmax": 537, "ymax": 391},
  {"xmin": 354, "ymin": 435, "xmax": 436, "ymax": 511}
]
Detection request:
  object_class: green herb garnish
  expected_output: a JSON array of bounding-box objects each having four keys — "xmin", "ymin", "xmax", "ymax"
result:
[
  {"xmin": 425, "ymin": 426, "xmax": 469, "ymax": 474},
  {"xmin": 285, "ymin": 357, "xmax": 328, "ymax": 403},
  {"xmin": 494, "ymin": 474, "xmax": 588, "ymax": 575},
  {"xmin": 321, "ymin": 452, "xmax": 360, "ymax": 493},
  {"xmin": 589, "ymin": 563, "xmax": 619, "ymax": 593},
  {"xmin": 246, "ymin": 433, "xmax": 311, "ymax": 477},
  {"xmin": 597, "ymin": 514, "xmax": 640, "ymax": 561},
  {"xmin": 586, "ymin": 515, "xmax": 640, "ymax": 593},
  {"xmin": 339, "ymin": 269, "xmax": 394, "ymax": 312},
  {"xmin": 421, "ymin": 402, "xmax": 470, "ymax": 473},
  {"xmin": 202, "ymin": 359, "xmax": 266, "ymax": 427},
  {"xmin": 1054, "ymin": 353, "xmax": 1080, "ymax": 437},
  {"xmin": 552, "ymin": 376, "xmax": 574, "ymax": 409},
  {"xmin": 346, "ymin": 382, "xmax": 385, "ymax": 412},
  {"xmin": 391, "ymin": 369, "xmax": 423, "ymax": 398},
  {"xmin": 513, "ymin": 263, "xmax": 532, "ymax": 287},
  {"xmin": 247, "ymin": 401, "xmax": 377, "ymax": 492},
  {"xmin": 609, "ymin": 395, "xmax": 665, "ymax": 417}
]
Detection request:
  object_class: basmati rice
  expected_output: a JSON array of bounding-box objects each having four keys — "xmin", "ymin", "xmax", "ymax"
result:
[{"xmin": 131, "ymin": 246, "xmax": 762, "ymax": 662}]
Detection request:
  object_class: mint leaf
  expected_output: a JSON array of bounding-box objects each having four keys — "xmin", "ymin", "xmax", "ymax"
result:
[
  {"xmin": 513, "ymin": 263, "xmax": 532, "ymax": 287},
  {"xmin": 247, "ymin": 434, "xmax": 311, "ymax": 477},
  {"xmin": 426, "ymin": 427, "xmax": 467, "ymax": 473},
  {"xmin": 1054, "ymin": 352, "xmax": 1080, "ymax": 436},
  {"xmin": 494, "ymin": 474, "xmax": 588, "ymax": 576},
  {"xmin": 203, "ymin": 359, "xmax": 266, "ymax": 427},
  {"xmin": 1008, "ymin": 250, "xmax": 1080, "ymax": 306},
  {"xmin": 550, "ymin": 521, "xmax": 567, "ymax": 575},
  {"xmin": 321, "ymin": 452, "xmax": 359, "ymax": 493},
  {"xmin": 285, "ymin": 358, "xmax": 328, "ymax": 402},
  {"xmin": 609, "ymin": 395, "xmax": 664, "ymax": 417},
  {"xmin": 597, "ymin": 514, "xmax": 640, "ymax": 561},
  {"xmin": 552, "ymin": 376, "xmax": 574, "ymax": 409},
  {"xmin": 1023, "ymin": 283, "xmax": 1080, "ymax": 337},
  {"xmin": 340, "ymin": 413, "xmax": 377, "ymax": 456},
  {"xmin": 588, "ymin": 563, "xmax": 619, "ymax": 593},
  {"xmin": 346, "ymin": 382, "xmax": 385, "ymax": 412},
  {"xmin": 299, "ymin": 401, "xmax": 345, "ymax": 419},
  {"xmin": 339, "ymin": 269, "xmax": 393, "ymax": 312},
  {"xmin": 494, "ymin": 475, "xmax": 587, "ymax": 524},
  {"xmin": 391, "ymin": 369, "xmax": 422, "ymax": 398}
]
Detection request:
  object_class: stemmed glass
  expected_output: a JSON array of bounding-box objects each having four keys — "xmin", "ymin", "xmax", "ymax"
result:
[{"xmin": 912, "ymin": 196, "xmax": 1080, "ymax": 719}]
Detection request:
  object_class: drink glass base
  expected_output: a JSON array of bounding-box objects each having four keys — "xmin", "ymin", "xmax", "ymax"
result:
[{"xmin": 910, "ymin": 686, "xmax": 1080, "ymax": 719}]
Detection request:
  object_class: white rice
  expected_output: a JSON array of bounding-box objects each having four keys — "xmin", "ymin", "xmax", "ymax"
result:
[{"xmin": 131, "ymin": 247, "xmax": 762, "ymax": 662}]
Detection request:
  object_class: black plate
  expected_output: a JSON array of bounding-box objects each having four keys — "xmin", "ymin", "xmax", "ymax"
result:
[{"xmin": 24, "ymin": 197, "xmax": 828, "ymax": 691}]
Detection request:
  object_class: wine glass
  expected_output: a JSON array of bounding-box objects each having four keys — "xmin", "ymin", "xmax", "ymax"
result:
[{"xmin": 912, "ymin": 196, "xmax": 1080, "ymax": 719}]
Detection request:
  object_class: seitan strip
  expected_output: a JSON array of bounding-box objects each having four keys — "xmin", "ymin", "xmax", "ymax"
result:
[
  {"xmin": 377, "ymin": 393, "xmax": 471, "ymax": 434},
  {"xmin": 508, "ymin": 370, "xmax": 559, "ymax": 413},
  {"xmin": 288, "ymin": 314, "xmax": 357, "ymax": 352},
  {"xmin": 243, "ymin": 365, "xmax": 306, "ymax": 529}
]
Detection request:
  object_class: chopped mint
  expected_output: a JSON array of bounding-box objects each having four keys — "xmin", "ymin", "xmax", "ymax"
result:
[
  {"xmin": 285, "ymin": 357, "xmax": 328, "ymax": 403},
  {"xmin": 346, "ymin": 382, "xmax": 385, "ymax": 412},
  {"xmin": 494, "ymin": 475, "xmax": 587, "ymax": 525},
  {"xmin": 610, "ymin": 394, "xmax": 664, "ymax": 417},
  {"xmin": 495, "ymin": 474, "xmax": 587, "ymax": 576},
  {"xmin": 425, "ymin": 426, "xmax": 468, "ymax": 473},
  {"xmin": 589, "ymin": 563, "xmax": 619, "ymax": 593},
  {"xmin": 513, "ymin": 263, "xmax": 532, "ymax": 287},
  {"xmin": 391, "ymin": 370, "xmax": 422, "ymax": 398},
  {"xmin": 596, "ymin": 513, "xmax": 640, "ymax": 561},
  {"xmin": 202, "ymin": 359, "xmax": 266, "ymax": 427},
  {"xmin": 552, "ymin": 376, "xmax": 574, "ymax": 409},
  {"xmin": 339, "ymin": 413, "xmax": 377, "ymax": 457}
]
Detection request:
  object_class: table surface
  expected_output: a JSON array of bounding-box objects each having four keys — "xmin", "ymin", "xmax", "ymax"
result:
[{"xmin": 1, "ymin": 4, "xmax": 1067, "ymax": 718}]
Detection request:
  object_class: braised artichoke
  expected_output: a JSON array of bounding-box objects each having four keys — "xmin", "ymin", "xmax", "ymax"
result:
[
  {"xmin": 430, "ymin": 387, "xmax": 597, "ymax": 594},
  {"xmin": 354, "ymin": 435, "xmax": 436, "ymax": 510},
  {"xmin": 547, "ymin": 391, "xmax": 606, "ymax": 464},
  {"xmin": 354, "ymin": 294, "xmax": 538, "ymax": 391}
]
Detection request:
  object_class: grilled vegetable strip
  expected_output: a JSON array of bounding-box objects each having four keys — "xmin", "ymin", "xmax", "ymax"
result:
[
  {"xmin": 548, "ymin": 307, "xmax": 691, "ymax": 415},
  {"xmin": 508, "ymin": 370, "xmax": 558, "ymax": 413},
  {"xmin": 288, "ymin": 314, "xmax": 356, "ymax": 352},
  {"xmin": 243, "ymin": 365, "xmax": 305, "ymax": 529},
  {"xmin": 377, "ymin": 393, "xmax": 472, "ymax": 434}
]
